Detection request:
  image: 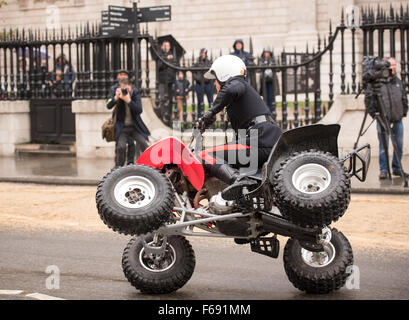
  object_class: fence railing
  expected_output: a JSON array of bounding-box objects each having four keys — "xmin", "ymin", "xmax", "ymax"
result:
[{"xmin": 1, "ymin": 4, "xmax": 409, "ymax": 131}]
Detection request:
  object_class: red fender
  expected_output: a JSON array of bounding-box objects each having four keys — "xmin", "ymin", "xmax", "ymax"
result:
[
  {"xmin": 198, "ymin": 144, "xmax": 250, "ymax": 165},
  {"xmin": 136, "ymin": 137, "xmax": 205, "ymax": 191}
]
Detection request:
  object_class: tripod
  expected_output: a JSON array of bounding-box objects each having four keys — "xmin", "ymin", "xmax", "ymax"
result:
[{"xmin": 354, "ymin": 81, "xmax": 408, "ymax": 188}]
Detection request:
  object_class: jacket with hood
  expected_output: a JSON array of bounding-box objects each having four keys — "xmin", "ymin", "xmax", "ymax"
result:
[{"xmin": 231, "ymin": 39, "xmax": 252, "ymax": 66}]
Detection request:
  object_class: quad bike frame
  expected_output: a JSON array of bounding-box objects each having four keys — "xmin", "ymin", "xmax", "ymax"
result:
[
  {"xmin": 140, "ymin": 124, "xmax": 370, "ymax": 256},
  {"xmin": 97, "ymin": 123, "xmax": 371, "ymax": 294}
]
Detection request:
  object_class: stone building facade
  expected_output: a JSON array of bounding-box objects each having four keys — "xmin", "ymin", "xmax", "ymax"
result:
[{"xmin": 1, "ymin": 0, "xmax": 407, "ymax": 56}]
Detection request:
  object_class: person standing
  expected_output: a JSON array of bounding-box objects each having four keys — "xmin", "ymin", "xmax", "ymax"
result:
[
  {"xmin": 231, "ymin": 39, "xmax": 251, "ymax": 66},
  {"xmin": 365, "ymin": 57, "xmax": 408, "ymax": 179},
  {"xmin": 55, "ymin": 53, "xmax": 76, "ymax": 95},
  {"xmin": 106, "ymin": 77, "xmax": 150, "ymax": 167},
  {"xmin": 157, "ymin": 40, "xmax": 177, "ymax": 122},
  {"xmin": 173, "ymin": 71, "xmax": 192, "ymax": 122},
  {"xmin": 258, "ymin": 47, "xmax": 279, "ymax": 112},
  {"xmin": 192, "ymin": 48, "xmax": 213, "ymax": 119}
]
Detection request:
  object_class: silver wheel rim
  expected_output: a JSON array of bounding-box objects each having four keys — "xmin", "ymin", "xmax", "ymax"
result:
[
  {"xmin": 139, "ymin": 243, "xmax": 176, "ymax": 272},
  {"xmin": 301, "ymin": 242, "xmax": 336, "ymax": 268},
  {"xmin": 292, "ymin": 163, "xmax": 331, "ymax": 194},
  {"xmin": 114, "ymin": 176, "xmax": 156, "ymax": 209}
]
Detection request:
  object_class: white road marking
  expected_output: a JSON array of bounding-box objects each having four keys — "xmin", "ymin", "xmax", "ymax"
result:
[
  {"xmin": 25, "ymin": 293, "xmax": 65, "ymax": 300},
  {"xmin": 0, "ymin": 290, "xmax": 24, "ymax": 295}
]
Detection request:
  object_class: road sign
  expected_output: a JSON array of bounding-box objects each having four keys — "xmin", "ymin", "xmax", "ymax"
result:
[
  {"xmin": 101, "ymin": 11, "xmax": 109, "ymax": 26},
  {"xmin": 101, "ymin": 26, "xmax": 134, "ymax": 37},
  {"xmin": 99, "ymin": 4, "xmax": 172, "ymax": 38},
  {"xmin": 108, "ymin": 5, "xmax": 136, "ymax": 25},
  {"xmin": 137, "ymin": 5, "xmax": 171, "ymax": 23}
]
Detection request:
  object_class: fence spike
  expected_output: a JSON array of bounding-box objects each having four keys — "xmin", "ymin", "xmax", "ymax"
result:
[
  {"xmin": 390, "ymin": 3, "xmax": 394, "ymax": 22},
  {"xmin": 400, "ymin": 3, "xmax": 404, "ymax": 20},
  {"xmin": 376, "ymin": 4, "xmax": 381, "ymax": 22}
]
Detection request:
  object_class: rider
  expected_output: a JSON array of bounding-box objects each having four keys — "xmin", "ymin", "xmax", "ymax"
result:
[{"xmin": 198, "ymin": 55, "xmax": 282, "ymax": 200}]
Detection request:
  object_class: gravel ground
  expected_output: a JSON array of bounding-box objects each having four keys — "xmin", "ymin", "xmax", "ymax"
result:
[{"xmin": 0, "ymin": 182, "xmax": 408, "ymax": 252}]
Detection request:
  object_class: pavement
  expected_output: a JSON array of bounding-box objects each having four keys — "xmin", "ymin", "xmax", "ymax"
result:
[
  {"xmin": 0, "ymin": 154, "xmax": 408, "ymax": 194},
  {"xmin": 1, "ymin": 227, "xmax": 408, "ymax": 300}
]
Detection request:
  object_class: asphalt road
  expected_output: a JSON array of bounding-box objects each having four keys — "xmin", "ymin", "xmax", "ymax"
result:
[{"xmin": 1, "ymin": 227, "xmax": 408, "ymax": 300}]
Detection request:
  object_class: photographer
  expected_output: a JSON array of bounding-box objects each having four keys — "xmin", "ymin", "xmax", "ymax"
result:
[
  {"xmin": 106, "ymin": 76, "xmax": 150, "ymax": 167},
  {"xmin": 364, "ymin": 57, "xmax": 408, "ymax": 179}
]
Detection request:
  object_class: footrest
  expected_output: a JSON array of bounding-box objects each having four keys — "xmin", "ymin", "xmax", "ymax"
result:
[{"xmin": 250, "ymin": 237, "xmax": 280, "ymax": 259}]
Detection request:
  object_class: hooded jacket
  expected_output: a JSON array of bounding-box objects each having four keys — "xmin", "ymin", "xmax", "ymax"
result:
[{"xmin": 231, "ymin": 39, "xmax": 252, "ymax": 66}]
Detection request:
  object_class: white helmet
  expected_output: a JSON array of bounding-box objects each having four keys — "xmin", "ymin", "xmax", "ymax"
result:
[{"xmin": 204, "ymin": 55, "xmax": 246, "ymax": 83}]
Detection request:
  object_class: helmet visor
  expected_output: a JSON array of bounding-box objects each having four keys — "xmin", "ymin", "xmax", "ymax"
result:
[{"xmin": 204, "ymin": 70, "xmax": 216, "ymax": 80}]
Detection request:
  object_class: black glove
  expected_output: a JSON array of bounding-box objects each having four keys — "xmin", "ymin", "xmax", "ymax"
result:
[{"xmin": 198, "ymin": 110, "xmax": 216, "ymax": 131}]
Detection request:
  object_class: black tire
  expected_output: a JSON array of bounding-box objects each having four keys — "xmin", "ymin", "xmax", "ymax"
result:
[
  {"xmin": 272, "ymin": 150, "xmax": 350, "ymax": 227},
  {"xmin": 283, "ymin": 228, "xmax": 353, "ymax": 294},
  {"xmin": 122, "ymin": 235, "xmax": 196, "ymax": 294},
  {"xmin": 96, "ymin": 164, "xmax": 174, "ymax": 236}
]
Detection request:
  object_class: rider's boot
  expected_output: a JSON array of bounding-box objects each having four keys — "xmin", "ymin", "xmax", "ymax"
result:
[{"xmin": 211, "ymin": 164, "xmax": 258, "ymax": 200}]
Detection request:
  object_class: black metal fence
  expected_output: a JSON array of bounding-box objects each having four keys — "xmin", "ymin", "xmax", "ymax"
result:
[{"xmin": 1, "ymin": 4, "xmax": 408, "ymax": 130}]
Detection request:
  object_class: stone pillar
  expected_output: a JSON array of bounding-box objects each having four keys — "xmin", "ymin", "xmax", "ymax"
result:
[
  {"xmin": 0, "ymin": 101, "xmax": 31, "ymax": 156},
  {"xmin": 71, "ymin": 99, "xmax": 115, "ymax": 159},
  {"xmin": 72, "ymin": 97, "xmax": 173, "ymax": 159}
]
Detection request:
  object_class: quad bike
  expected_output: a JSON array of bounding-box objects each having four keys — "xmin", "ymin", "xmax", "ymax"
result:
[{"xmin": 96, "ymin": 123, "xmax": 370, "ymax": 294}]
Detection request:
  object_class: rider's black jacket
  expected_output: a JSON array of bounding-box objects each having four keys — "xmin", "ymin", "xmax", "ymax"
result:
[{"xmin": 209, "ymin": 76, "xmax": 281, "ymax": 148}]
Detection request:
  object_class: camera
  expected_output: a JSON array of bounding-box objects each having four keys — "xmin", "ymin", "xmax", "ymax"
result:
[
  {"xmin": 121, "ymin": 87, "xmax": 129, "ymax": 95},
  {"xmin": 362, "ymin": 56, "xmax": 391, "ymax": 84}
]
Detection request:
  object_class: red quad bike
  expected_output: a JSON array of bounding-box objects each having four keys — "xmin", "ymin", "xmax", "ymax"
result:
[{"xmin": 96, "ymin": 124, "xmax": 370, "ymax": 294}]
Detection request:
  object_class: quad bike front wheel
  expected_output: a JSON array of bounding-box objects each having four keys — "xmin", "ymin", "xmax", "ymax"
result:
[
  {"xmin": 272, "ymin": 150, "xmax": 351, "ymax": 228},
  {"xmin": 96, "ymin": 165, "xmax": 174, "ymax": 236},
  {"xmin": 122, "ymin": 235, "xmax": 196, "ymax": 294},
  {"xmin": 283, "ymin": 228, "xmax": 353, "ymax": 294}
]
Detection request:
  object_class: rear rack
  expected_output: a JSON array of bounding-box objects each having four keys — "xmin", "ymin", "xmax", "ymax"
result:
[{"xmin": 341, "ymin": 144, "xmax": 371, "ymax": 182}]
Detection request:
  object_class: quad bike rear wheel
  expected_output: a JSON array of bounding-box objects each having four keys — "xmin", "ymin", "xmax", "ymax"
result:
[
  {"xmin": 96, "ymin": 165, "xmax": 174, "ymax": 236},
  {"xmin": 122, "ymin": 235, "xmax": 196, "ymax": 294},
  {"xmin": 272, "ymin": 150, "xmax": 350, "ymax": 228},
  {"xmin": 283, "ymin": 228, "xmax": 353, "ymax": 294}
]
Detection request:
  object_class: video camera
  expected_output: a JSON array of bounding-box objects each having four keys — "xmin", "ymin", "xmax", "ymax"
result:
[{"xmin": 362, "ymin": 56, "xmax": 391, "ymax": 84}]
